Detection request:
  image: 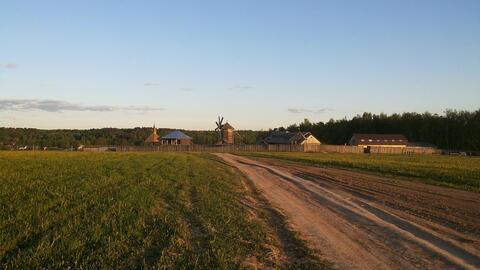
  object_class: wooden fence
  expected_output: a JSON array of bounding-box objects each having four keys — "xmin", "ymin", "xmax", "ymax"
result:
[
  {"xmin": 83, "ymin": 144, "xmax": 439, "ymax": 154},
  {"xmin": 113, "ymin": 144, "xmax": 305, "ymax": 152},
  {"xmin": 303, "ymin": 144, "xmax": 365, "ymax": 153},
  {"xmin": 369, "ymin": 146, "xmax": 440, "ymax": 154}
]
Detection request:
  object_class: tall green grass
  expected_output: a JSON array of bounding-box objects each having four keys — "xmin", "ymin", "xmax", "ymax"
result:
[
  {"xmin": 240, "ymin": 152, "xmax": 480, "ymax": 191},
  {"xmin": 0, "ymin": 152, "xmax": 289, "ymax": 269}
]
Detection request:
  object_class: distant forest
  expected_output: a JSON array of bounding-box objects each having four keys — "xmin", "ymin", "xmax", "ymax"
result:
[
  {"xmin": 0, "ymin": 109, "xmax": 479, "ymax": 150},
  {"xmin": 284, "ymin": 109, "xmax": 480, "ymax": 151},
  {"xmin": 0, "ymin": 127, "xmax": 268, "ymax": 149}
]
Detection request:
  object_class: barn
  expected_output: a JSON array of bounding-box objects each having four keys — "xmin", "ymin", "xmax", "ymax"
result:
[
  {"xmin": 349, "ymin": 133, "xmax": 408, "ymax": 148},
  {"xmin": 161, "ymin": 130, "xmax": 193, "ymax": 145}
]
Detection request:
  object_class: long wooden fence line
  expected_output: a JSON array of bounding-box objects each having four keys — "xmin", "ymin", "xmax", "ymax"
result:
[
  {"xmin": 303, "ymin": 144, "xmax": 365, "ymax": 153},
  {"xmin": 115, "ymin": 144, "xmax": 306, "ymax": 152},
  {"xmin": 369, "ymin": 146, "xmax": 440, "ymax": 155},
  {"xmin": 82, "ymin": 144, "xmax": 440, "ymax": 154}
]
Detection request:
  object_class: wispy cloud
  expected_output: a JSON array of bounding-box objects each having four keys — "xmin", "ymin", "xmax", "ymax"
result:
[
  {"xmin": 144, "ymin": 82, "xmax": 160, "ymax": 86},
  {"xmin": 180, "ymin": 87, "xmax": 193, "ymax": 92},
  {"xmin": 288, "ymin": 108, "xmax": 334, "ymax": 114},
  {"xmin": 230, "ymin": 85, "xmax": 253, "ymax": 92},
  {"xmin": 0, "ymin": 99, "xmax": 163, "ymax": 112},
  {"xmin": 1, "ymin": 63, "xmax": 18, "ymax": 69}
]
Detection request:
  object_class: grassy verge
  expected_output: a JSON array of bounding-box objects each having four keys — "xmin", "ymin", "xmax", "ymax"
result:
[
  {"xmin": 0, "ymin": 152, "xmax": 326, "ymax": 269},
  {"xmin": 238, "ymin": 152, "xmax": 480, "ymax": 191}
]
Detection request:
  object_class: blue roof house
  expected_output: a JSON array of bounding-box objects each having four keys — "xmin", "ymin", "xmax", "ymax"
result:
[{"xmin": 161, "ymin": 130, "xmax": 193, "ymax": 145}]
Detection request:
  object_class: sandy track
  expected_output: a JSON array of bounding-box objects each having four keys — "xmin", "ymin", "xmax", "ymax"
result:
[{"xmin": 216, "ymin": 153, "xmax": 480, "ymax": 270}]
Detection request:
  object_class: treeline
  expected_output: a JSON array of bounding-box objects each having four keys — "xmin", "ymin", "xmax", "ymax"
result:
[
  {"xmin": 0, "ymin": 127, "xmax": 267, "ymax": 149},
  {"xmin": 283, "ymin": 110, "xmax": 480, "ymax": 151},
  {"xmin": 1, "ymin": 110, "xmax": 479, "ymax": 150}
]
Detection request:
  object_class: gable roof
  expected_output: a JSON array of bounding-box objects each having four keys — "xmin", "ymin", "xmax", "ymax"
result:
[
  {"xmin": 351, "ymin": 133, "xmax": 408, "ymax": 145},
  {"xmin": 145, "ymin": 134, "xmax": 160, "ymax": 143},
  {"xmin": 288, "ymin": 132, "xmax": 307, "ymax": 143},
  {"xmin": 290, "ymin": 132, "xmax": 320, "ymax": 144},
  {"xmin": 145, "ymin": 126, "xmax": 160, "ymax": 143},
  {"xmin": 221, "ymin": 122, "xmax": 234, "ymax": 130},
  {"xmin": 263, "ymin": 131, "xmax": 317, "ymax": 144},
  {"xmin": 161, "ymin": 130, "xmax": 192, "ymax": 140},
  {"xmin": 264, "ymin": 131, "xmax": 296, "ymax": 144}
]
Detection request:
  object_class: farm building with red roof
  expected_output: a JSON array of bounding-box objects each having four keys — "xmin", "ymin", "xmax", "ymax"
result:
[{"xmin": 349, "ymin": 133, "xmax": 408, "ymax": 148}]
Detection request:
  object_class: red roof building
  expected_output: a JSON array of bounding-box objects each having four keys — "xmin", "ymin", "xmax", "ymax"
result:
[{"xmin": 349, "ymin": 133, "xmax": 408, "ymax": 147}]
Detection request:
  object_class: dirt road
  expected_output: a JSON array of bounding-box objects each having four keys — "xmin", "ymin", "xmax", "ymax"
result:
[{"xmin": 217, "ymin": 153, "xmax": 480, "ymax": 270}]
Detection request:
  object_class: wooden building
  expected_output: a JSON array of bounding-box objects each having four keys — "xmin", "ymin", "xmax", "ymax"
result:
[
  {"xmin": 161, "ymin": 130, "xmax": 193, "ymax": 145},
  {"xmin": 214, "ymin": 116, "xmax": 235, "ymax": 145},
  {"xmin": 349, "ymin": 133, "xmax": 408, "ymax": 148},
  {"xmin": 221, "ymin": 122, "xmax": 235, "ymax": 145},
  {"xmin": 144, "ymin": 125, "xmax": 160, "ymax": 145},
  {"xmin": 261, "ymin": 131, "xmax": 321, "ymax": 145}
]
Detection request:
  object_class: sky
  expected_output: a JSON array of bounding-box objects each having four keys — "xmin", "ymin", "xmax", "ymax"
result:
[{"xmin": 1, "ymin": 0, "xmax": 479, "ymax": 130}]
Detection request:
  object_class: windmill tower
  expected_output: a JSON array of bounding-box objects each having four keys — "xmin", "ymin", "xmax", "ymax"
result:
[{"xmin": 215, "ymin": 116, "xmax": 235, "ymax": 145}]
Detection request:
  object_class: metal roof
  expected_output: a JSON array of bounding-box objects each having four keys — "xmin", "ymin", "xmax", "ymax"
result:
[
  {"xmin": 264, "ymin": 131, "xmax": 302, "ymax": 144},
  {"xmin": 161, "ymin": 130, "xmax": 192, "ymax": 140}
]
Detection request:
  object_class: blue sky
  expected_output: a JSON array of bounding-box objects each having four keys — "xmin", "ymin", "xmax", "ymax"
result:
[{"xmin": 1, "ymin": 0, "xmax": 479, "ymax": 130}]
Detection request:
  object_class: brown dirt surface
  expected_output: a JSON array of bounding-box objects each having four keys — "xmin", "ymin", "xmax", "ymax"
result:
[{"xmin": 216, "ymin": 153, "xmax": 480, "ymax": 270}]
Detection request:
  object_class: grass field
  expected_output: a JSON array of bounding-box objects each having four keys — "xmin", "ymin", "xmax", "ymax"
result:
[
  {"xmin": 240, "ymin": 152, "xmax": 480, "ymax": 191},
  {"xmin": 0, "ymin": 152, "xmax": 323, "ymax": 269}
]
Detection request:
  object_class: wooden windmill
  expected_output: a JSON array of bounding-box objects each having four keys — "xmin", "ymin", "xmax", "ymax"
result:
[{"xmin": 215, "ymin": 116, "xmax": 235, "ymax": 145}]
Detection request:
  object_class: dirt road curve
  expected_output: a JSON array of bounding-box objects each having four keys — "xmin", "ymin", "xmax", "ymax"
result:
[{"xmin": 217, "ymin": 154, "xmax": 480, "ymax": 270}]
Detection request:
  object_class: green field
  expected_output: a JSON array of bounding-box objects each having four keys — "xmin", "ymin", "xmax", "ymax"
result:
[
  {"xmin": 240, "ymin": 152, "xmax": 480, "ymax": 191},
  {"xmin": 0, "ymin": 152, "xmax": 323, "ymax": 269},
  {"xmin": 4, "ymin": 151, "xmax": 475, "ymax": 268}
]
